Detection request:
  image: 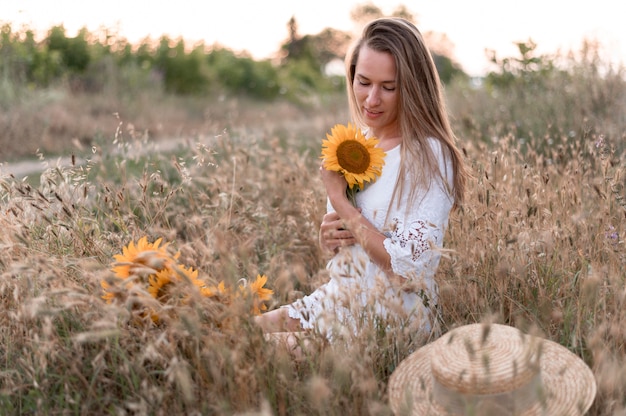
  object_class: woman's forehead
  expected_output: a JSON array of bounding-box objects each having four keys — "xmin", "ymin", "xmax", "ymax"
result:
[{"xmin": 355, "ymin": 46, "xmax": 396, "ymax": 81}]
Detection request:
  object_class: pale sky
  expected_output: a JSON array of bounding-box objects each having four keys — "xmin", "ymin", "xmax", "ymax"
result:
[{"xmin": 2, "ymin": 0, "xmax": 624, "ymax": 76}]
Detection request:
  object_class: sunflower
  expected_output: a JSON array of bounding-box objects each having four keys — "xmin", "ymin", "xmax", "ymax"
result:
[
  {"xmin": 240, "ymin": 274, "xmax": 274, "ymax": 315},
  {"xmin": 174, "ymin": 264, "xmax": 204, "ymax": 289},
  {"xmin": 321, "ymin": 123, "xmax": 386, "ymax": 190},
  {"xmin": 201, "ymin": 280, "xmax": 231, "ymax": 300},
  {"xmin": 100, "ymin": 279, "xmax": 133, "ymax": 304},
  {"xmin": 147, "ymin": 269, "xmax": 174, "ymax": 300},
  {"xmin": 111, "ymin": 236, "xmax": 179, "ymax": 279},
  {"xmin": 147, "ymin": 265, "xmax": 205, "ymax": 301},
  {"xmin": 103, "ymin": 236, "xmax": 277, "ymax": 323},
  {"xmin": 247, "ymin": 274, "xmax": 274, "ymax": 302}
]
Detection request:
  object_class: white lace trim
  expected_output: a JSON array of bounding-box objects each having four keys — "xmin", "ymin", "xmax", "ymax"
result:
[
  {"xmin": 384, "ymin": 217, "xmax": 443, "ymax": 279},
  {"xmin": 285, "ymin": 296, "xmax": 319, "ymax": 330}
]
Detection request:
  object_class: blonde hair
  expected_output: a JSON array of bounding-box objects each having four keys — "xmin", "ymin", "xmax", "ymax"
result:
[{"xmin": 345, "ymin": 17, "xmax": 468, "ymax": 209}]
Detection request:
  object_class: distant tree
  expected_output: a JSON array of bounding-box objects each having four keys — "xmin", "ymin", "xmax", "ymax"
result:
[
  {"xmin": 350, "ymin": 2, "xmax": 384, "ymax": 26},
  {"xmin": 423, "ymin": 31, "xmax": 466, "ymax": 83},
  {"xmin": 0, "ymin": 23, "xmax": 29, "ymax": 84},
  {"xmin": 390, "ymin": 4, "xmax": 415, "ymax": 21},
  {"xmin": 46, "ymin": 25, "xmax": 91, "ymax": 73},
  {"xmin": 134, "ymin": 40, "xmax": 155, "ymax": 68},
  {"xmin": 309, "ymin": 27, "xmax": 352, "ymax": 68},
  {"xmin": 286, "ymin": 17, "xmax": 352, "ymax": 65},
  {"xmin": 207, "ymin": 47, "xmax": 280, "ymax": 99},
  {"xmin": 485, "ymin": 40, "xmax": 557, "ymax": 88},
  {"xmin": 431, "ymin": 53, "xmax": 466, "ymax": 84},
  {"xmin": 348, "ymin": 3, "xmax": 465, "ymax": 84},
  {"xmin": 280, "ymin": 17, "xmax": 319, "ymax": 69},
  {"xmin": 153, "ymin": 37, "xmax": 209, "ymax": 95}
]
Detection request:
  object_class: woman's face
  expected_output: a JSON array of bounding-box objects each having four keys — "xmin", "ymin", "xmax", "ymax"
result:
[{"xmin": 353, "ymin": 45, "xmax": 400, "ymax": 139}]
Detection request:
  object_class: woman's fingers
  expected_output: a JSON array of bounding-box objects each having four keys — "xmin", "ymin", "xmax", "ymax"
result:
[
  {"xmin": 327, "ymin": 228, "xmax": 352, "ymax": 240},
  {"xmin": 322, "ymin": 210, "xmax": 341, "ymax": 222},
  {"xmin": 321, "ymin": 228, "xmax": 354, "ymax": 250},
  {"xmin": 324, "ymin": 229, "xmax": 357, "ymax": 251},
  {"xmin": 319, "ymin": 209, "xmax": 361, "ymax": 252}
]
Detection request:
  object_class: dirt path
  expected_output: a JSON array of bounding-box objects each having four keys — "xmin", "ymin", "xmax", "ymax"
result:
[
  {"xmin": 0, "ymin": 136, "xmax": 205, "ymax": 180},
  {"xmin": 1, "ymin": 156, "xmax": 79, "ymax": 179}
]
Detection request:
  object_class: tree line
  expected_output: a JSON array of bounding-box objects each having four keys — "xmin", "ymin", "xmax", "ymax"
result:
[{"xmin": 0, "ymin": 7, "xmax": 466, "ymax": 102}]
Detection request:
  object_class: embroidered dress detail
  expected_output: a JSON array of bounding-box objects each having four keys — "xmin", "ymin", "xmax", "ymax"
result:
[{"xmin": 389, "ymin": 218, "xmax": 430, "ymax": 261}]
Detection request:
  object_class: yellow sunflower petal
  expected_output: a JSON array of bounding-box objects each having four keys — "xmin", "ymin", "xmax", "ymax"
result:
[
  {"xmin": 239, "ymin": 274, "xmax": 274, "ymax": 315},
  {"xmin": 110, "ymin": 236, "xmax": 178, "ymax": 278},
  {"xmin": 321, "ymin": 123, "xmax": 386, "ymax": 190},
  {"xmin": 202, "ymin": 280, "xmax": 231, "ymax": 299},
  {"xmin": 249, "ymin": 274, "xmax": 274, "ymax": 301},
  {"xmin": 100, "ymin": 280, "xmax": 114, "ymax": 303},
  {"xmin": 100, "ymin": 279, "xmax": 134, "ymax": 304},
  {"xmin": 173, "ymin": 265, "xmax": 208, "ymax": 300},
  {"xmin": 147, "ymin": 269, "xmax": 174, "ymax": 299}
]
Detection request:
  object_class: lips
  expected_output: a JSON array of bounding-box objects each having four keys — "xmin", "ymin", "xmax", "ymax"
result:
[{"xmin": 364, "ymin": 108, "xmax": 382, "ymax": 118}]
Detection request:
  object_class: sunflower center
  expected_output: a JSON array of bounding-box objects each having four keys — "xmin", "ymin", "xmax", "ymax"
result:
[{"xmin": 336, "ymin": 140, "xmax": 371, "ymax": 174}]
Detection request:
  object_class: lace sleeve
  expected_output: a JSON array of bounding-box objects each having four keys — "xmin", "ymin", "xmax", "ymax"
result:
[
  {"xmin": 382, "ymin": 139, "xmax": 454, "ymax": 280},
  {"xmin": 383, "ymin": 217, "xmax": 444, "ymax": 279}
]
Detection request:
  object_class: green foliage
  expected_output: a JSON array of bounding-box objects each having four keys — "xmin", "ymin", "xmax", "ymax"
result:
[
  {"xmin": 448, "ymin": 39, "xmax": 626, "ymax": 155},
  {"xmin": 278, "ymin": 59, "xmax": 326, "ymax": 98},
  {"xmin": 154, "ymin": 38, "xmax": 210, "ymax": 95},
  {"xmin": 0, "ymin": 23, "xmax": 60, "ymax": 96},
  {"xmin": 0, "ymin": 22, "xmax": 349, "ymax": 101},
  {"xmin": 0, "ymin": 17, "xmax": 469, "ymax": 107},
  {"xmin": 485, "ymin": 40, "xmax": 555, "ymax": 86},
  {"xmin": 281, "ymin": 24, "xmax": 322, "ymax": 71},
  {"xmin": 432, "ymin": 52, "xmax": 467, "ymax": 84},
  {"xmin": 47, "ymin": 26, "xmax": 91, "ymax": 73},
  {"xmin": 207, "ymin": 48, "xmax": 281, "ymax": 99}
]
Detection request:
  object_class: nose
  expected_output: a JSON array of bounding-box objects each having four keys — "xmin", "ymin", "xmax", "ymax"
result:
[{"xmin": 365, "ymin": 87, "xmax": 381, "ymax": 106}]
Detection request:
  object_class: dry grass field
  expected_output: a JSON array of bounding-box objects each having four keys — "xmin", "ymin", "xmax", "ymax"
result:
[{"xmin": 1, "ymin": 55, "xmax": 626, "ymax": 414}]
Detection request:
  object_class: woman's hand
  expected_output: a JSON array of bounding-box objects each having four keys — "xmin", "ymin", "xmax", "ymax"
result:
[
  {"xmin": 319, "ymin": 211, "xmax": 357, "ymax": 254},
  {"xmin": 318, "ymin": 163, "xmax": 394, "ymax": 274}
]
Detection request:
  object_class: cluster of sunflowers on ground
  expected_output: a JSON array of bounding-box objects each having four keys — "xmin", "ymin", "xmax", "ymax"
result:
[{"xmin": 101, "ymin": 236, "xmax": 274, "ymax": 323}]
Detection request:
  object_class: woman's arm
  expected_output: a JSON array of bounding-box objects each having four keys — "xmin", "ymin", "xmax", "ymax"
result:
[
  {"xmin": 320, "ymin": 138, "xmax": 454, "ymax": 288},
  {"xmin": 320, "ymin": 166, "xmax": 402, "ymax": 284}
]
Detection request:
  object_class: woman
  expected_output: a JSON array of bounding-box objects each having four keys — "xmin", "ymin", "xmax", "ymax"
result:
[{"xmin": 255, "ymin": 17, "xmax": 468, "ymax": 348}]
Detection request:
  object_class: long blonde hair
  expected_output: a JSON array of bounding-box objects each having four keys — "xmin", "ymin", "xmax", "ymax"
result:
[{"xmin": 345, "ymin": 17, "xmax": 468, "ymax": 209}]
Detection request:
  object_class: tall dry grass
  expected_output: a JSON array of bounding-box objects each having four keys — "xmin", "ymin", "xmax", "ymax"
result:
[{"xmin": 1, "ymin": 63, "xmax": 626, "ymax": 414}]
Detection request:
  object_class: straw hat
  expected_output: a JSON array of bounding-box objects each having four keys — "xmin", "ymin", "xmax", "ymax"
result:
[{"xmin": 388, "ymin": 323, "xmax": 596, "ymax": 415}]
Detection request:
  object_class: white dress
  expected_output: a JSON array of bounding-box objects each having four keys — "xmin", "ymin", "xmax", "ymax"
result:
[{"xmin": 286, "ymin": 138, "xmax": 454, "ymax": 341}]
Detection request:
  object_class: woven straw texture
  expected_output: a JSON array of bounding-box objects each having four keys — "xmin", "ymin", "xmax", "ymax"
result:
[{"xmin": 388, "ymin": 323, "xmax": 596, "ymax": 416}]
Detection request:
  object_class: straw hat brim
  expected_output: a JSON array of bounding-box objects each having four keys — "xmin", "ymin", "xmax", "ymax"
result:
[{"xmin": 388, "ymin": 328, "xmax": 597, "ymax": 416}]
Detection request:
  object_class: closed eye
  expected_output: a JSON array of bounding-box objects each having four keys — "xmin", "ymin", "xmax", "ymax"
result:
[{"xmin": 358, "ymin": 81, "xmax": 395, "ymax": 91}]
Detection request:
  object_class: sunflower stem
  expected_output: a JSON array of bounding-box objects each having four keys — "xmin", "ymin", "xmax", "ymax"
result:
[{"xmin": 346, "ymin": 186, "xmax": 358, "ymax": 207}]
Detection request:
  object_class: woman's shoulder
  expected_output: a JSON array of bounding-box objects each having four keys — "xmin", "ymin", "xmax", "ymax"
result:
[
  {"xmin": 422, "ymin": 137, "xmax": 454, "ymax": 172},
  {"xmin": 424, "ymin": 137, "xmax": 454, "ymax": 186}
]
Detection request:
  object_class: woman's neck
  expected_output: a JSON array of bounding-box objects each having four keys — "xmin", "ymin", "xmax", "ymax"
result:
[
  {"xmin": 375, "ymin": 135, "xmax": 402, "ymax": 151},
  {"xmin": 369, "ymin": 126, "xmax": 401, "ymax": 151}
]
